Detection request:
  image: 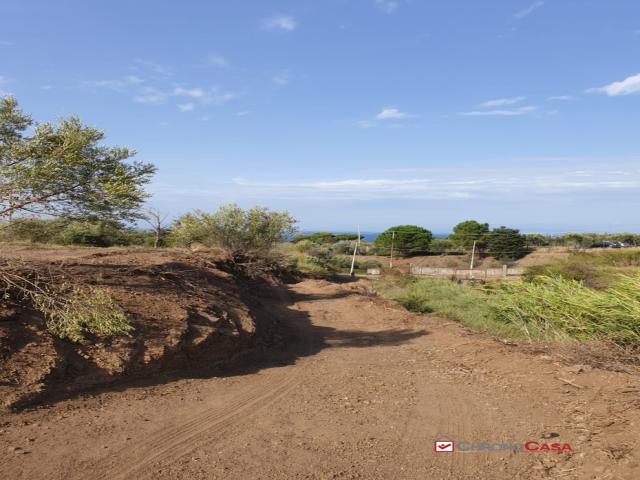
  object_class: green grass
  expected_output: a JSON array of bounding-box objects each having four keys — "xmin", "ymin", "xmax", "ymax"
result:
[
  {"xmin": 524, "ymin": 250, "xmax": 640, "ymax": 289},
  {"xmin": 375, "ymin": 273, "xmax": 640, "ymax": 348},
  {"xmin": 491, "ymin": 274, "xmax": 640, "ymax": 345},
  {"xmin": 374, "ymin": 276, "xmax": 521, "ymax": 337}
]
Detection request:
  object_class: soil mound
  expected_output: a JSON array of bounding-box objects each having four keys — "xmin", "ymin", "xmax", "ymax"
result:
[{"xmin": 0, "ymin": 247, "xmax": 283, "ymax": 410}]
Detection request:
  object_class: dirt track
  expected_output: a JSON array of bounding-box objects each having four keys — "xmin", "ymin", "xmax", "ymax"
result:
[{"xmin": 1, "ymin": 278, "xmax": 639, "ymax": 479}]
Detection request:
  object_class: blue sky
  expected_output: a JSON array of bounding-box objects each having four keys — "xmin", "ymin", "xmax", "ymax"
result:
[{"xmin": 1, "ymin": 0, "xmax": 639, "ymax": 233}]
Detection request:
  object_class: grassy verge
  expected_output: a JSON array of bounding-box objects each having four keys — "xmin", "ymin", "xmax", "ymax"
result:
[
  {"xmin": 524, "ymin": 250, "xmax": 640, "ymax": 289},
  {"xmin": 373, "ymin": 276, "xmax": 521, "ymax": 338},
  {"xmin": 374, "ymin": 273, "xmax": 640, "ymax": 349},
  {"xmin": 492, "ymin": 274, "xmax": 640, "ymax": 345}
]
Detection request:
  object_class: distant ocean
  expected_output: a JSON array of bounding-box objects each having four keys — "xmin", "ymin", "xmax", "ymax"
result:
[{"xmin": 303, "ymin": 231, "xmax": 451, "ymax": 242}]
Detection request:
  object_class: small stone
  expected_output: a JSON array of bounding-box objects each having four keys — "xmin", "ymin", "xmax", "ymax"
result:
[{"xmin": 541, "ymin": 432, "xmax": 560, "ymax": 439}]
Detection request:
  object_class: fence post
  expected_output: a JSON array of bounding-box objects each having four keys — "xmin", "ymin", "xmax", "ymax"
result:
[{"xmin": 503, "ymin": 264, "xmax": 508, "ymax": 279}]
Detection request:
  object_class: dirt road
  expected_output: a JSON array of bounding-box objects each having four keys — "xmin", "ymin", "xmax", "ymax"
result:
[{"xmin": 1, "ymin": 278, "xmax": 639, "ymax": 479}]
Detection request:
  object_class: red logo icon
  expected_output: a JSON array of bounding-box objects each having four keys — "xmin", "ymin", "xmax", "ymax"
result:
[{"xmin": 434, "ymin": 440, "xmax": 454, "ymax": 452}]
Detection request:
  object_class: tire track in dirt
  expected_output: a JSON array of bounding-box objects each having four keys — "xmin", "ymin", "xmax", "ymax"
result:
[
  {"xmin": 87, "ymin": 371, "xmax": 304, "ymax": 480},
  {"xmin": 73, "ymin": 286, "xmax": 314, "ymax": 480}
]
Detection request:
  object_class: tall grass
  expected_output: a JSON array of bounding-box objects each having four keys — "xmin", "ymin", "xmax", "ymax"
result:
[
  {"xmin": 375, "ymin": 272, "xmax": 640, "ymax": 348},
  {"xmin": 491, "ymin": 274, "xmax": 640, "ymax": 345},
  {"xmin": 374, "ymin": 276, "xmax": 521, "ymax": 337},
  {"xmin": 524, "ymin": 250, "xmax": 640, "ymax": 289}
]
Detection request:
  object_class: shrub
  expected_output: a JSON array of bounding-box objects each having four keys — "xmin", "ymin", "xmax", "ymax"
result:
[
  {"xmin": 374, "ymin": 225, "xmax": 432, "ymax": 257},
  {"xmin": 171, "ymin": 204, "xmax": 297, "ymax": 260},
  {"xmin": 35, "ymin": 284, "xmax": 132, "ymax": 342},
  {"xmin": 1, "ymin": 267, "xmax": 132, "ymax": 342},
  {"xmin": 429, "ymin": 238, "xmax": 455, "ymax": 254},
  {"xmin": 360, "ymin": 259, "xmax": 382, "ymax": 270},
  {"xmin": 0, "ymin": 218, "xmax": 144, "ymax": 247}
]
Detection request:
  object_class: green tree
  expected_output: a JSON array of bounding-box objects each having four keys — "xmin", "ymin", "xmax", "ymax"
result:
[
  {"xmin": 524, "ymin": 233, "xmax": 550, "ymax": 247},
  {"xmin": 373, "ymin": 225, "xmax": 432, "ymax": 256},
  {"xmin": 171, "ymin": 204, "xmax": 297, "ymax": 260},
  {"xmin": 485, "ymin": 226, "xmax": 528, "ymax": 261},
  {"xmin": 449, "ymin": 220, "xmax": 489, "ymax": 251},
  {"xmin": 0, "ymin": 97, "xmax": 155, "ymax": 221}
]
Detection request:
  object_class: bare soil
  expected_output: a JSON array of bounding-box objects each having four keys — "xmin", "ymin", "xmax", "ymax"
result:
[{"xmin": 1, "ymin": 247, "xmax": 639, "ymax": 479}]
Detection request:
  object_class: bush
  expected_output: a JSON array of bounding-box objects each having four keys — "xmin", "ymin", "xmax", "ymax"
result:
[
  {"xmin": 171, "ymin": 204, "xmax": 297, "ymax": 260},
  {"xmin": 429, "ymin": 238, "xmax": 455, "ymax": 254},
  {"xmin": 374, "ymin": 225, "xmax": 432, "ymax": 257},
  {"xmin": 292, "ymin": 232, "xmax": 335, "ymax": 244},
  {"xmin": 1, "ymin": 267, "xmax": 132, "ymax": 342},
  {"xmin": 0, "ymin": 218, "xmax": 146, "ymax": 247},
  {"xmin": 35, "ymin": 284, "xmax": 132, "ymax": 342},
  {"xmin": 292, "ymin": 232, "xmax": 360, "ymax": 244},
  {"xmin": 360, "ymin": 259, "xmax": 382, "ymax": 270}
]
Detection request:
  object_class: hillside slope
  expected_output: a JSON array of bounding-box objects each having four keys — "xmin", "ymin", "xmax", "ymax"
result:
[{"xmin": 0, "ymin": 247, "xmax": 282, "ymax": 410}]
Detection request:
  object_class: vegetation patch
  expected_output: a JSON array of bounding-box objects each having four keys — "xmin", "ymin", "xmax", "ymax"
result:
[
  {"xmin": 374, "ymin": 276, "xmax": 520, "ymax": 337},
  {"xmin": 375, "ymin": 271, "xmax": 640, "ymax": 350},
  {"xmin": 524, "ymin": 250, "xmax": 640, "ymax": 289},
  {"xmin": 491, "ymin": 274, "xmax": 640, "ymax": 346},
  {"xmin": 1, "ymin": 267, "xmax": 132, "ymax": 342}
]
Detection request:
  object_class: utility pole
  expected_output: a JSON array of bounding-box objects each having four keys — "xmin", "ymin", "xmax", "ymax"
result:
[
  {"xmin": 469, "ymin": 240, "xmax": 477, "ymax": 279},
  {"xmin": 389, "ymin": 231, "xmax": 396, "ymax": 269},
  {"xmin": 349, "ymin": 225, "xmax": 361, "ymax": 276}
]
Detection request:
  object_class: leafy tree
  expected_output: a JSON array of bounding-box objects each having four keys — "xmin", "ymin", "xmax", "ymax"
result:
[
  {"xmin": 171, "ymin": 204, "xmax": 297, "ymax": 260},
  {"xmin": 292, "ymin": 232, "xmax": 361, "ymax": 244},
  {"xmin": 524, "ymin": 233, "xmax": 550, "ymax": 247},
  {"xmin": 292, "ymin": 232, "xmax": 335, "ymax": 243},
  {"xmin": 429, "ymin": 237, "xmax": 454, "ymax": 254},
  {"xmin": 485, "ymin": 226, "xmax": 528, "ymax": 261},
  {"xmin": 449, "ymin": 220, "xmax": 489, "ymax": 251},
  {"xmin": 0, "ymin": 96, "xmax": 155, "ymax": 221},
  {"xmin": 373, "ymin": 225, "xmax": 432, "ymax": 256}
]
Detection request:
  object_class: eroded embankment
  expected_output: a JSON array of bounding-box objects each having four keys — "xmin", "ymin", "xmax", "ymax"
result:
[{"xmin": 0, "ymin": 247, "xmax": 285, "ymax": 410}]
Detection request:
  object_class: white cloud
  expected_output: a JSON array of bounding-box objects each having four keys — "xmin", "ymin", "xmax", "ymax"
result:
[
  {"xmin": 461, "ymin": 106, "xmax": 537, "ymax": 116},
  {"xmin": 236, "ymin": 110, "xmax": 252, "ymax": 117},
  {"xmin": 177, "ymin": 102, "xmax": 195, "ymax": 112},
  {"xmin": 375, "ymin": 107, "xmax": 408, "ymax": 120},
  {"xmin": 214, "ymin": 168, "xmax": 640, "ymax": 201},
  {"xmin": 0, "ymin": 40, "xmax": 15, "ymax": 46},
  {"xmin": 375, "ymin": 0, "xmax": 399, "ymax": 13},
  {"xmin": 263, "ymin": 14, "xmax": 297, "ymax": 31},
  {"xmin": 174, "ymin": 87, "xmax": 205, "ymax": 98},
  {"xmin": 134, "ymin": 87, "xmax": 168, "ymax": 104},
  {"xmin": 203, "ymin": 88, "xmax": 236, "ymax": 105},
  {"xmin": 272, "ymin": 70, "xmax": 292, "ymax": 86},
  {"xmin": 478, "ymin": 96, "xmax": 526, "ymax": 108},
  {"xmin": 547, "ymin": 95, "xmax": 575, "ymax": 101},
  {"xmin": 41, "ymin": 85, "xmax": 52, "ymax": 91},
  {"xmin": 588, "ymin": 73, "xmax": 640, "ymax": 96},
  {"xmin": 84, "ymin": 75, "xmax": 144, "ymax": 92},
  {"xmin": 514, "ymin": 1, "xmax": 544, "ymax": 20}
]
